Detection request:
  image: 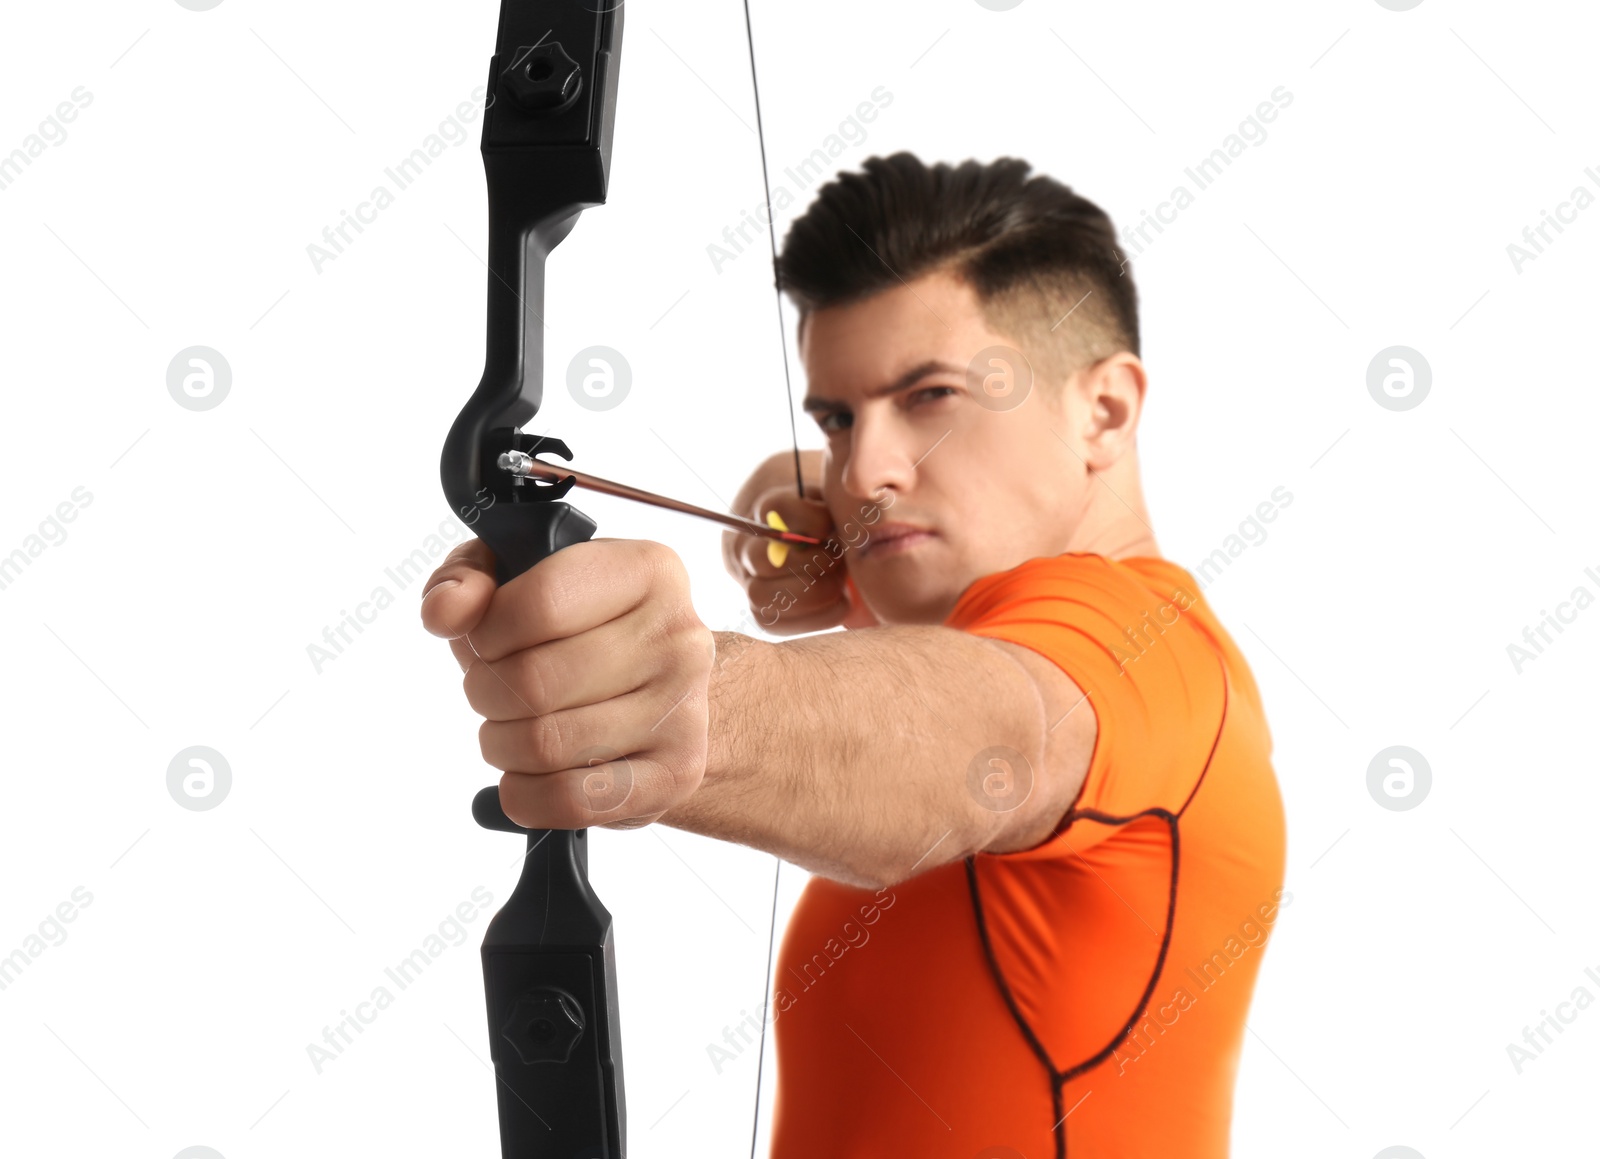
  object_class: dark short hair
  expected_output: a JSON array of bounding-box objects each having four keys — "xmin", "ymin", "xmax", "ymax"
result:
[{"xmin": 776, "ymin": 152, "xmax": 1139, "ymax": 381}]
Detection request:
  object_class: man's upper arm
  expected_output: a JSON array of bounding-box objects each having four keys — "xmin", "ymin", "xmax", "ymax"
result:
[
  {"xmin": 945, "ymin": 555, "xmax": 1225, "ymax": 861},
  {"xmin": 976, "ymin": 637, "xmax": 1097, "ymax": 855}
]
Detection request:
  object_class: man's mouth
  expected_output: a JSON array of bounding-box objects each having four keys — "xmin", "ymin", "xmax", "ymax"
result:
[{"xmin": 858, "ymin": 521, "xmax": 935, "ymax": 560}]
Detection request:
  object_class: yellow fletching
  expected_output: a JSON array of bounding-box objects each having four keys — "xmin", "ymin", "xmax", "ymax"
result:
[{"xmin": 765, "ymin": 510, "xmax": 789, "ymax": 568}]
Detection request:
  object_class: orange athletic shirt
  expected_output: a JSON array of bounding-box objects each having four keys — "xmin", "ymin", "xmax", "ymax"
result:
[{"xmin": 767, "ymin": 553, "xmax": 1287, "ymax": 1158}]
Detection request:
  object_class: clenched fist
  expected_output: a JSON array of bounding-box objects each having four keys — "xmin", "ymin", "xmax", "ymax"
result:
[
  {"xmin": 722, "ymin": 449, "xmax": 879, "ymax": 636},
  {"xmin": 420, "ymin": 537, "xmax": 714, "ymax": 831}
]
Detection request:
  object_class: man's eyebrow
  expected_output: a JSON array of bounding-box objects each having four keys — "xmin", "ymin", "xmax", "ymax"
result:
[{"xmin": 801, "ymin": 360, "xmax": 966, "ymax": 412}]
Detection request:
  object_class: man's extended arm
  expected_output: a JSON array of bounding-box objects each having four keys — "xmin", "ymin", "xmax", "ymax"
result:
[{"xmin": 663, "ymin": 626, "xmax": 1096, "ymax": 889}]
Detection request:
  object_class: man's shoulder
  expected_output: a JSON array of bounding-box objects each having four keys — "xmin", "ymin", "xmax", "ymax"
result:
[{"xmin": 946, "ymin": 552, "xmax": 1203, "ymax": 629}]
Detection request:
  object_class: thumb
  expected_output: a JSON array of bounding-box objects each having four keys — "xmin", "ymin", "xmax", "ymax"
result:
[{"xmin": 420, "ymin": 538, "xmax": 498, "ymax": 652}]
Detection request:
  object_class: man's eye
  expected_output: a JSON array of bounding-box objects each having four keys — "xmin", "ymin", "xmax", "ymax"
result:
[
  {"xmin": 816, "ymin": 411, "xmax": 853, "ymax": 433},
  {"xmin": 910, "ymin": 385, "xmax": 959, "ymax": 406}
]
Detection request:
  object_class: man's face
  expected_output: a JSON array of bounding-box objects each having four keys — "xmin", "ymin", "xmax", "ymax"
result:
[{"xmin": 800, "ymin": 269, "xmax": 1114, "ymax": 624}]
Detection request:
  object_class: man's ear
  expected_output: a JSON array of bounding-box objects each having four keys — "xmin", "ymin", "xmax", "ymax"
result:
[{"xmin": 1075, "ymin": 353, "xmax": 1147, "ymax": 471}]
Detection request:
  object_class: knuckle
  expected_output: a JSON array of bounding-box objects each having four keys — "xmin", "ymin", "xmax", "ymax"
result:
[
  {"xmin": 658, "ymin": 742, "xmax": 707, "ymax": 801},
  {"xmin": 509, "ymin": 649, "xmax": 555, "ymax": 715},
  {"xmin": 521, "ymin": 575, "xmax": 563, "ymax": 631},
  {"xmin": 642, "ymin": 539, "xmax": 687, "ymax": 587},
  {"xmin": 524, "ymin": 713, "xmax": 568, "ymax": 770},
  {"xmin": 685, "ymin": 624, "xmax": 715, "ymax": 675},
  {"xmin": 461, "ymin": 662, "xmax": 484, "ymax": 710},
  {"xmin": 477, "ymin": 717, "xmax": 508, "ymax": 771},
  {"xmin": 661, "ymin": 614, "xmax": 712, "ymax": 675}
]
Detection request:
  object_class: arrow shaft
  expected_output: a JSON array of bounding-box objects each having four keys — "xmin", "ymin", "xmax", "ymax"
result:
[{"xmin": 500, "ymin": 452, "xmax": 825, "ymax": 546}]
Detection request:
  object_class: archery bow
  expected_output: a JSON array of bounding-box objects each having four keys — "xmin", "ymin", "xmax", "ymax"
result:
[{"xmin": 440, "ymin": 2, "xmax": 796, "ymax": 1155}]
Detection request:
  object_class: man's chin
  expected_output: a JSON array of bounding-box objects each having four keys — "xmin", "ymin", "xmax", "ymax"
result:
[{"xmin": 853, "ymin": 569, "xmax": 971, "ymax": 626}]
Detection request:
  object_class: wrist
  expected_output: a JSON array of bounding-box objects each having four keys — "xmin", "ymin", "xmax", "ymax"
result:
[
  {"xmin": 660, "ymin": 630, "xmax": 772, "ymax": 829},
  {"xmin": 707, "ymin": 630, "xmax": 769, "ymax": 773}
]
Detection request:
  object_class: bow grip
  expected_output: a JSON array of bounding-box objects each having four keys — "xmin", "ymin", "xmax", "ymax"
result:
[{"xmin": 467, "ymin": 501, "xmax": 624, "ymax": 1159}]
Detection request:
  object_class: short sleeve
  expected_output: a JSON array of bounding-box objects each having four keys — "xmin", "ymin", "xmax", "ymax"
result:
[{"xmin": 944, "ymin": 553, "xmax": 1226, "ymax": 857}]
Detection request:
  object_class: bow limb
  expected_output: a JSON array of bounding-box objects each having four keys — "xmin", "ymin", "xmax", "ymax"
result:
[{"xmin": 441, "ymin": 4, "xmax": 625, "ymax": 1156}]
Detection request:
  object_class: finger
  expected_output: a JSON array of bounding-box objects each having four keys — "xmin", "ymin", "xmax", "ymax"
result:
[
  {"xmin": 727, "ymin": 449, "xmax": 824, "ymax": 523},
  {"xmin": 421, "ymin": 539, "xmax": 498, "ymax": 641},
  {"xmin": 736, "ymin": 494, "xmax": 837, "ymax": 579},
  {"xmin": 479, "ymin": 684, "xmax": 704, "ymax": 776},
  {"xmin": 746, "ymin": 601, "xmax": 854, "ymax": 638},
  {"xmin": 738, "ymin": 560, "xmax": 855, "ymax": 635},
  {"xmin": 496, "ymin": 753, "xmax": 681, "ymax": 830},
  {"xmin": 462, "ymin": 605, "xmax": 657, "ymax": 721},
  {"xmin": 743, "ymin": 584, "xmax": 853, "ymax": 637},
  {"xmin": 480, "ymin": 698, "xmax": 705, "ymax": 827},
  {"xmin": 722, "ymin": 462, "xmax": 825, "ymax": 580},
  {"xmin": 738, "ymin": 539, "xmax": 848, "ymax": 597},
  {"xmin": 757, "ymin": 485, "xmax": 834, "ymax": 537},
  {"xmin": 470, "ymin": 538, "xmax": 681, "ymax": 664}
]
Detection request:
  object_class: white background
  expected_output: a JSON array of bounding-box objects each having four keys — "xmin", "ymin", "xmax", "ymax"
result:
[{"xmin": 1, "ymin": 1, "xmax": 1597, "ymax": 1156}]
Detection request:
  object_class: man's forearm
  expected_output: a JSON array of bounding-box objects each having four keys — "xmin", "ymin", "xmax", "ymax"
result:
[{"xmin": 660, "ymin": 626, "xmax": 1059, "ymax": 889}]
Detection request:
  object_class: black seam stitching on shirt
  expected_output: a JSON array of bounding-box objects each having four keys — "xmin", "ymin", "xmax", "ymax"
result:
[
  {"xmin": 965, "ymin": 854, "xmax": 1058, "ymax": 1073},
  {"xmin": 964, "ymin": 588, "xmax": 1235, "ymax": 1151},
  {"xmin": 968, "ymin": 816, "xmax": 1181, "ymax": 1157},
  {"xmin": 1058, "ymin": 814, "xmax": 1180, "ymax": 1084},
  {"xmin": 1052, "ymin": 625, "xmax": 1230, "ymax": 842},
  {"xmin": 965, "ymin": 855, "xmax": 1067, "ymax": 1159}
]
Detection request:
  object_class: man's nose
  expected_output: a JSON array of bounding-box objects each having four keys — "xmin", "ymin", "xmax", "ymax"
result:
[{"xmin": 840, "ymin": 411, "xmax": 916, "ymax": 502}]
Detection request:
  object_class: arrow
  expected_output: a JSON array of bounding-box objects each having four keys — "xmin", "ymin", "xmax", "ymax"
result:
[{"xmin": 498, "ymin": 450, "xmax": 825, "ymax": 546}]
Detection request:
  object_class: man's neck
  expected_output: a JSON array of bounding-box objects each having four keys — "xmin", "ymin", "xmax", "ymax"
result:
[{"xmin": 1063, "ymin": 453, "xmax": 1160, "ymax": 562}]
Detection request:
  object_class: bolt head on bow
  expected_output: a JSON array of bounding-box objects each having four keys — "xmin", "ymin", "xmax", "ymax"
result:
[{"xmin": 504, "ymin": 42, "xmax": 585, "ymax": 116}]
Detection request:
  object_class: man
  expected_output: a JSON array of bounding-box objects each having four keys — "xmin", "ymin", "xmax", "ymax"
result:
[{"xmin": 421, "ymin": 153, "xmax": 1286, "ymax": 1157}]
